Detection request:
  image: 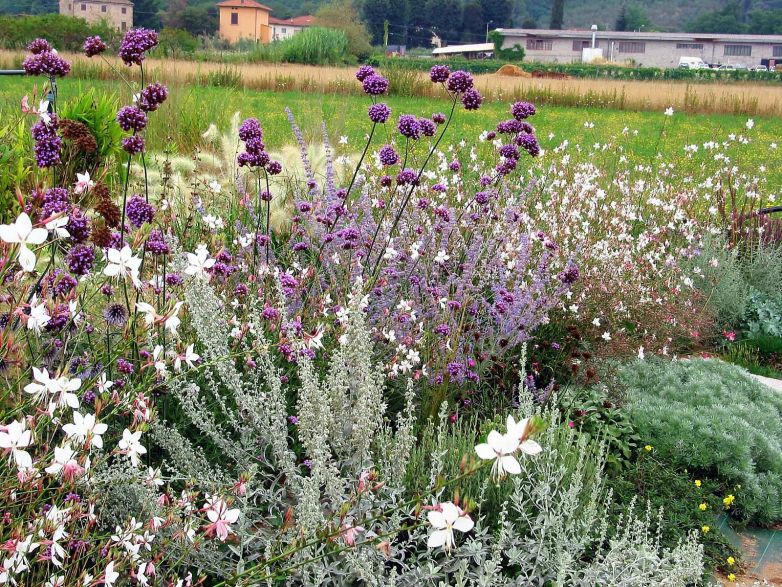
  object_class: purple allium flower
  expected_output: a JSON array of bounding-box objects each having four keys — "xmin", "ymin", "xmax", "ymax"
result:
[
  {"xmin": 103, "ymin": 303, "xmax": 129, "ymax": 326},
  {"xmin": 145, "ymin": 229, "xmax": 169, "ymax": 255},
  {"xmin": 292, "ymin": 242, "xmax": 308, "ymax": 251},
  {"xmin": 396, "ymin": 168, "xmax": 418, "ymax": 185},
  {"xmin": 355, "ymin": 64, "xmax": 375, "ymax": 81},
  {"xmin": 449, "ymin": 160, "xmax": 461, "ymax": 172},
  {"xmin": 121, "ymin": 135, "xmax": 145, "ymax": 154},
  {"xmin": 234, "ymin": 283, "xmax": 248, "ymax": 296},
  {"xmin": 83, "ymin": 36, "xmax": 107, "ymax": 58},
  {"xmin": 368, "ymin": 102, "xmax": 391, "ymax": 124},
  {"xmin": 261, "ymin": 305, "xmax": 280, "ymax": 320},
  {"xmin": 100, "ymin": 284, "xmax": 114, "ymax": 296},
  {"xmin": 517, "ymin": 133, "xmax": 540, "ymax": 157},
  {"xmin": 260, "ymin": 190, "xmax": 272, "ymax": 202},
  {"xmin": 380, "ymin": 175, "xmax": 393, "ymax": 187},
  {"xmin": 118, "ymin": 28, "xmax": 159, "ymax": 66},
  {"xmin": 237, "ymin": 151, "xmax": 268, "ymax": 168},
  {"xmin": 138, "ymin": 82, "xmax": 168, "ymax": 112},
  {"xmin": 486, "ymin": 131, "xmax": 497, "ymax": 141},
  {"xmin": 430, "ymin": 64, "xmax": 450, "ymax": 83},
  {"xmin": 27, "ymin": 38, "xmax": 52, "ymax": 54},
  {"xmin": 116, "ymin": 106, "xmax": 147, "ymax": 132},
  {"xmin": 475, "ymin": 191, "xmax": 490, "ymax": 204},
  {"xmin": 125, "ymin": 195, "xmax": 155, "ymax": 227},
  {"xmin": 362, "ymin": 74, "xmax": 389, "ymax": 96},
  {"xmin": 66, "ymin": 244, "xmax": 94, "ymax": 276},
  {"xmin": 48, "ymin": 270, "xmax": 77, "ymax": 298},
  {"xmin": 378, "ymin": 145, "xmax": 399, "ymax": 166},
  {"xmin": 266, "ymin": 160, "xmax": 282, "ymax": 175},
  {"xmin": 511, "ymin": 101, "xmax": 536, "ymax": 120},
  {"xmin": 497, "ymin": 119, "xmax": 523, "ymax": 134},
  {"xmin": 558, "ymin": 262, "xmax": 580, "ymax": 285},
  {"xmin": 288, "ymin": 415, "xmax": 299, "ymax": 425},
  {"xmin": 434, "ymin": 323, "xmax": 451, "ymax": 336},
  {"xmin": 461, "ymin": 88, "xmax": 483, "ymax": 111},
  {"xmin": 446, "ymin": 70, "xmax": 473, "ymax": 94},
  {"xmin": 417, "ymin": 197, "xmax": 430, "ymax": 209},
  {"xmin": 480, "ymin": 175, "xmax": 492, "ymax": 186},
  {"xmin": 31, "ymin": 116, "xmax": 62, "ymax": 168},
  {"xmin": 165, "ymin": 273, "xmax": 183, "ymax": 286},
  {"xmin": 496, "ymin": 158, "xmax": 517, "ymax": 175},
  {"xmin": 418, "ymin": 118, "xmax": 436, "ymax": 137},
  {"xmin": 117, "ymin": 358, "xmax": 134, "ymax": 374},
  {"xmin": 23, "ymin": 51, "xmax": 71, "ymax": 77},
  {"xmin": 41, "ymin": 187, "xmax": 70, "ymax": 218},
  {"xmin": 397, "ymin": 114, "xmax": 421, "ymax": 139},
  {"xmin": 499, "ymin": 144, "xmax": 520, "ymax": 160},
  {"xmin": 238, "ymin": 118, "xmax": 263, "ymax": 142},
  {"xmin": 431, "ymin": 183, "xmax": 446, "ymax": 192},
  {"xmin": 303, "ymin": 458, "xmax": 313, "ymax": 470},
  {"xmin": 83, "ymin": 389, "xmax": 96, "ymax": 403},
  {"xmin": 66, "ymin": 209, "xmax": 91, "ymax": 243},
  {"xmin": 432, "ymin": 112, "xmax": 446, "ymax": 124},
  {"xmin": 45, "ymin": 305, "xmax": 70, "ymax": 332}
]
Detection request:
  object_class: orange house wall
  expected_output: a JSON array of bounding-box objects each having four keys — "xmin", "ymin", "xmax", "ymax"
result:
[{"xmin": 219, "ymin": 6, "xmax": 271, "ymax": 44}]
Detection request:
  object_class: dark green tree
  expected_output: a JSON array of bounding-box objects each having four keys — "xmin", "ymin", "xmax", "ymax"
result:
[
  {"xmin": 615, "ymin": 4, "xmax": 627, "ymax": 30},
  {"xmin": 521, "ymin": 16, "xmax": 537, "ymax": 28},
  {"xmin": 386, "ymin": 0, "xmax": 409, "ymax": 45},
  {"xmin": 462, "ymin": 1, "xmax": 485, "ymax": 42},
  {"xmin": 479, "ymin": 0, "xmax": 511, "ymax": 27},
  {"xmin": 132, "ymin": 0, "xmax": 162, "ymax": 30},
  {"xmin": 179, "ymin": 5, "xmax": 217, "ymax": 35},
  {"xmin": 549, "ymin": 0, "xmax": 564, "ymax": 29},
  {"xmin": 615, "ymin": 4, "xmax": 650, "ymax": 31},
  {"xmin": 424, "ymin": 0, "xmax": 461, "ymax": 41},
  {"xmin": 362, "ymin": 0, "xmax": 390, "ymax": 44},
  {"xmin": 746, "ymin": 8, "xmax": 782, "ymax": 34},
  {"xmin": 686, "ymin": 1, "xmax": 744, "ymax": 33}
]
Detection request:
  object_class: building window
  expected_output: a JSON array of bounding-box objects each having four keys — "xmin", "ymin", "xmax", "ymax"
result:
[
  {"xmin": 774, "ymin": 46, "xmax": 782, "ymax": 57},
  {"xmin": 676, "ymin": 43, "xmax": 703, "ymax": 50},
  {"xmin": 617, "ymin": 41, "xmax": 645, "ymax": 53},
  {"xmin": 526, "ymin": 39, "xmax": 553, "ymax": 51},
  {"xmin": 281, "ymin": 27, "xmax": 286, "ymax": 33},
  {"xmin": 724, "ymin": 44, "xmax": 751, "ymax": 56},
  {"xmin": 80, "ymin": 3, "xmax": 86, "ymax": 9},
  {"xmin": 121, "ymin": 21, "xmax": 126, "ymax": 30},
  {"xmin": 572, "ymin": 39, "xmax": 597, "ymax": 51},
  {"xmin": 121, "ymin": 6, "xmax": 126, "ymax": 13},
  {"xmin": 230, "ymin": 12, "xmax": 238, "ymax": 25},
  {"xmin": 101, "ymin": 4, "xmax": 106, "ymax": 11}
]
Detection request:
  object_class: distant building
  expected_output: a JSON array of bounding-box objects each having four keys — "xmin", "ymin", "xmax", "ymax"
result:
[
  {"xmin": 269, "ymin": 15, "xmax": 313, "ymax": 41},
  {"xmin": 432, "ymin": 43, "xmax": 494, "ymax": 60},
  {"xmin": 495, "ymin": 28, "xmax": 782, "ymax": 68},
  {"xmin": 217, "ymin": 0, "xmax": 272, "ymax": 44},
  {"xmin": 59, "ymin": 0, "xmax": 132, "ymax": 31}
]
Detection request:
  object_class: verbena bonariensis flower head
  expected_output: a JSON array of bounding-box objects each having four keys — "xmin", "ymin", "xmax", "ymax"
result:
[
  {"xmin": 379, "ymin": 145, "xmax": 399, "ymax": 166},
  {"xmin": 368, "ymin": 103, "xmax": 391, "ymax": 124},
  {"xmin": 118, "ymin": 27, "xmax": 159, "ymax": 66},
  {"xmin": 122, "ymin": 135, "xmax": 145, "ymax": 154},
  {"xmin": 461, "ymin": 88, "xmax": 483, "ymax": 111},
  {"xmin": 446, "ymin": 70, "xmax": 473, "ymax": 94},
  {"xmin": 23, "ymin": 51, "xmax": 71, "ymax": 77},
  {"xmin": 116, "ymin": 106, "xmax": 148, "ymax": 132},
  {"xmin": 146, "ymin": 229, "xmax": 170, "ymax": 255},
  {"xmin": 430, "ymin": 64, "xmax": 450, "ymax": 83},
  {"xmin": 355, "ymin": 64, "xmax": 375, "ymax": 81},
  {"xmin": 66, "ymin": 244, "xmax": 94, "ymax": 275},
  {"xmin": 432, "ymin": 112, "xmax": 446, "ymax": 124},
  {"xmin": 418, "ymin": 118, "xmax": 437, "ymax": 137},
  {"xmin": 125, "ymin": 195, "xmax": 156, "ymax": 227},
  {"xmin": 511, "ymin": 101, "xmax": 536, "ymax": 120},
  {"xmin": 238, "ymin": 118, "xmax": 263, "ymax": 142},
  {"xmin": 83, "ymin": 36, "xmax": 107, "ymax": 58},
  {"xmin": 516, "ymin": 133, "xmax": 540, "ymax": 157},
  {"xmin": 398, "ymin": 114, "xmax": 421, "ymax": 139},
  {"xmin": 27, "ymin": 38, "xmax": 52, "ymax": 54},
  {"xmin": 31, "ymin": 116, "xmax": 62, "ymax": 168},
  {"xmin": 362, "ymin": 74, "xmax": 389, "ymax": 96},
  {"xmin": 138, "ymin": 82, "xmax": 168, "ymax": 112}
]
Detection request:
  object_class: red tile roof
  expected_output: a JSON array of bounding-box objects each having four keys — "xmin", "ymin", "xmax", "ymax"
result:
[
  {"xmin": 268, "ymin": 15, "xmax": 314, "ymax": 26},
  {"xmin": 216, "ymin": 0, "xmax": 272, "ymax": 10}
]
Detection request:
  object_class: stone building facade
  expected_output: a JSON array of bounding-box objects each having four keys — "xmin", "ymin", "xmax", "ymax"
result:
[{"xmin": 59, "ymin": 0, "xmax": 133, "ymax": 31}]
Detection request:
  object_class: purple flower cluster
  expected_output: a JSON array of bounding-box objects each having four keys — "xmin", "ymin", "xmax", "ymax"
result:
[
  {"xmin": 138, "ymin": 82, "xmax": 168, "ymax": 112},
  {"xmin": 23, "ymin": 51, "xmax": 71, "ymax": 77},
  {"xmin": 516, "ymin": 133, "xmax": 540, "ymax": 157},
  {"xmin": 41, "ymin": 187, "xmax": 70, "ymax": 218},
  {"xmin": 27, "ymin": 38, "xmax": 52, "ymax": 54},
  {"xmin": 368, "ymin": 103, "xmax": 391, "ymax": 124},
  {"xmin": 66, "ymin": 244, "xmax": 95, "ymax": 276},
  {"xmin": 121, "ymin": 135, "xmax": 145, "ymax": 154},
  {"xmin": 461, "ymin": 88, "xmax": 483, "ymax": 111},
  {"xmin": 397, "ymin": 114, "xmax": 421, "ymax": 139},
  {"xmin": 396, "ymin": 168, "xmax": 418, "ymax": 185},
  {"xmin": 355, "ymin": 65, "xmax": 375, "ymax": 81},
  {"xmin": 66, "ymin": 209, "xmax": 91, "ymax": 243},
  {"xmin": 430, "ymin": 64, "xmax": 450, "ymax": 83},
  {"xmin": 47, "ymin": 269, "xmax": 77, "ymax": 298},
  {"xmin": 378, "ymin": 145, "xmax": 399, "ymax": 166},
  {"xmin": 146, "ymin": 229, "xmax": 170, "ymax": 255},
  {"xmin": 418, "ymin": 118, "xmax": 437, "ymax": 137},
  {"xmin": 116, "ymin": 106, "xmax": 148, "ymax": 132},
  {"xmin": 446, "ymin": 70, "xmax": 474, "ymax": 94},
  {"xmin": 237, "ymin": 117, "xmax": 267, "ymax": 168},
  {"xmin": 31, "ymin": 116, "xmax": 62, "ymax": 168},
  {"xmin": 432, "ymin": 112, "xmax": 446, "ymax": 124},
  {"xmin": 362, "ymin": 74, "xmax": 389, "ymax": 96},
  {"xmin": 83, "ymin": 36, "xmax": 107, "ymax": 58},
  {"xmin": 511, "ymin": 101, "xmax": 536, "ymax": 120},
  {"xmin": 125, "ymin": 195, "xmax": 156, "ymax": 227},
  {"xmin": 118, "ymin": 28, "xmax": 159, "ymax": 66},
  {"xmin": 558, "ymin": 262, "xmax": 580, "ymax": 285}
]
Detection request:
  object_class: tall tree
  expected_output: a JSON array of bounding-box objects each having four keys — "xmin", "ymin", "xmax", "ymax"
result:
[
  {"xmin": 686, "ymin": 1, "xmax": 744, "ymax": 33},
  {"xmin": 479, "ymin": 0, "xmax": 511, "ymax": 28},
  {"xmin": 316, "ymin": 0, "xmax": 373, "ymax": 58},
  {"xmin": 615, "ymin": 4, "xmax": 627, "ymax": 31},
  {"xmin": 362, "ymin": 0, "xmax": 390, "ymax": 44},
  {"xmin": 132, "ymin": 0, "xmax": 162, "ymax": 30},
  {"xmin": 424, "ymin": 0, "xmax": 461, "ymax": 41},
  {"xmin": 386, "ymin": 0, "xmax": 409, "ymax": 45},
  {"xmin": 162, "ymin": 0, "xmax": 187, "ymax": 29},
  {"xmin": 615, "ymin": 4, "xmax": 649, "ymax": 31},
  {"xmin": 462, "ymin": 1, "xmax": 485, "ymax": 42},
  {"xmin": 549, "ymin": 0, "xmax": 565, "ymax": 29}
]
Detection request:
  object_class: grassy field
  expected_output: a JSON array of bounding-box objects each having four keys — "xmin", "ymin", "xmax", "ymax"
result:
[{"xmin": 3, "ymin": 50, "xmax": 782, "ymax": 116}]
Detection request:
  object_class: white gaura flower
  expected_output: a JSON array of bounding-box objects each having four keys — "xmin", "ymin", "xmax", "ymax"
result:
[
  {"xmin": 0, "ymin": 212, "xmax": 48, "ymax": 272},
  {"xmin": 209, "ymin": 180, "xmax": 222, "ymax": 193},
  {"xmin": 202, "ymin": 496, "xmax": 240, "ymax": 542},
  {"xmin": 24, "ymin": 368, "xmax": 81, "ymax": 413},
  {"xmin": 434, "ymin": 250, "xmax": 450, "ymax": 264},
  {"xmin": 73, "ymin": 171, "xmax": 94, "ymax": 195},
  {"xmin": 664, "ymin": 106, "xmax": 674, "ymax": 116},
  {"xmin": 45, "ymin": 216, "xmax": 70, "ymax": 239},
  {"xmin": 184, "ymin": 245, "xmax": 215, "ymax": 279},
  {"xmin": 38, "ymin": 99, "xmax": 52, "ymax": 125},
  {"xmin": 164, "ymin": 301, "xmax": 183, "ymax": 337},
  {"xmin": 27, "ymin": 296, "xmax": 51, "ymax": 333},
  {"xmin": 174, "ymin": 344, "xmax": 200, "ymax": 372},
  {"xmin": 96, "ymin": 373, "xmax": 113, "ymax": 394},
  {"xmin": 505, "ymin": 415, "xmax": 543, "ymax": 456},
  {"xmin": 474, "ymin": 429, "xmax": 521, "ymax": 480},
  {"xmin": 0, "ymin": 420, "xmax": 34, "ymax": 470},
  {"xmin": 426, "ymin": 501, "xmax": 474, "ymax": 550},
  {"xmin": 104, "ymin": 246, "xmax": 142, "ymax": 288},
  {"xmin": 746, "ymin": 118, "xmax": 755, "ymax": 130},
  {"xmin": 103, "ymin": 561, "xmax": 119, "ymax": 587},
  {"xmin": 118, "ymin": 428, "xmax": 147, "ymax": 467},
  {"xmin": 62, "ymin": 411, "xmax": 107, "ymax": 450},
  {"xmin": 45, "ymin": 445, "xmax": 83, "ymax": 481},
  {"xmin": 135, "ymin": 302, "xmax": 158, "ymax": 326}
]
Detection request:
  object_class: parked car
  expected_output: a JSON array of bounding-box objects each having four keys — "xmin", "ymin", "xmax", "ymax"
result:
[
  {"xmin": 750, "ymin": 65, "xmax": 769, "ymax": 72},
  {"xmin": 717, "ymin": 64, "xmax": 735, "ymax": 71},
  {"xmin": 678, "ymin": 56, "xmax": 708, "ymax": 69}
]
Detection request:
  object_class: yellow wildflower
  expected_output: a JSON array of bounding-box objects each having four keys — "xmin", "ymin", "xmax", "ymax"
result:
[
  {"xmin": 723, "ymin": 494, "xmax": 735, "ymax": 508},
  {"xmin": 699, "ymin": 503, "xmax": 707, "ymax": 511},
  {"xmin": 701, "ymin": 525, "xmax": 710, "ymax": 533},
  {"xmin": 728, "ymin": 573, "xmax": 736, "ymax": 582},
  {"xmin": 644, "ymin": 445, "xmax": 653, "ymax": 452},
  {"xmin": 727, "ymin": 556, "xmax": 735, "ymax": 566},
  {"xmin": 694, "ymin": 480, "xmax": 701, "ymax": 487}
]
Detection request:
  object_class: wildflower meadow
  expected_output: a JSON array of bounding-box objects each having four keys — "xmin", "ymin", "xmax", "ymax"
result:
[{"xmin": 1, "ymin": 30, "xmax": 782, "ymax": 586}]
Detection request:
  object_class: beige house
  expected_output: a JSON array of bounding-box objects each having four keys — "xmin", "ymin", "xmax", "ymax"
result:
[
  {"xmin": 217, "ymin": 0, "xmax": 272, "ymax": 44},
  {"xmin": 496, "ymin": 28, "xmax": 782, "ymax": 68},
  {"xmin": 59, "ymin": 0, "xmax": 132, "ymax": 31},
  {"xmin": 269, "ymin": 15, "xmax": 314, "ymax": 41}
]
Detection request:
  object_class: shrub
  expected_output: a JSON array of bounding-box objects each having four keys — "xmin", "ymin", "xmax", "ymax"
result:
[
  {"xmin": 0, "ymin": 14, "xmax": 117, "ymax": 51},
  {"xmin": 620, "ymin": 358, "xmax": 782, "ymax": 525},
  {"xmin": 280, "ymin": 27, "xmax": 350, "ymax": 65}
]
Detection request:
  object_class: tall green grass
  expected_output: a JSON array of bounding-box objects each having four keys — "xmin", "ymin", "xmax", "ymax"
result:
[{"xmin": 243, "ymin": 27, "xmax": 349, "ymax": 66}]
